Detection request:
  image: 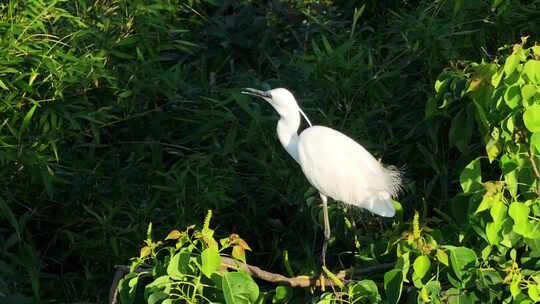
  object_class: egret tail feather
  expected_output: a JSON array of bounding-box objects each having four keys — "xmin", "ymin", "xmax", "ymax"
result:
[
  {"xmin": 361, "ymin": 196, "xmax": 395, "ymax": 217},
  {"xmin": 385, "ymin": 165, "xmax": 403, "ymax": 197}
]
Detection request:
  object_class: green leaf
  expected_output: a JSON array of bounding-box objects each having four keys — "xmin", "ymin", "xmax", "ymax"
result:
[
  {"xmin": 144, "ymin": 276, "xmax": 171, "ymax": 300},
  {"xmin": 447, "ymin": 288, "xmax": 477, "ymax": 303},
  {"xmin": 531, "ymin": 133, "xmax": 540, "ymax": 154},
  {"xmin": 20, "ymin": 104, "xmax": 38, "ymax": 136},
  {"xmin": 504, "ymin": 54, "xmax": 520, "ymax": 77},
  {"xmin": 490, "ymin": 199, "xmax": 507, "ymax": 224},
  {"xmin": 384, "ymin": 269, "xmax": 403, "ymax": 304},
  {"xmin": 167, "ymin": 249, "xmax": 192, "ymax": 278},
  {"xmin": 522, "ymin": 84, "xmax": 537, "ymax": 105},
  {"xmin": 118, "ymin": 273, "xmax": 138, "ymax": 304},
  {"xmin": 511, "ymin": 274, "xmax": 522, "ymax": 299},
  {"xmin": 0, "ymin": 197, "xmax": 21, "ymax": 239},
  {"xmin": 273, "ymin": 286, "xmax": 293, "ymax": 303},
  {"xmin": 491, "ymin": 69, "xmax": 504, "ymax": 87},
  {"xmin": 413, "ymin": 255, "xmax": 431, "ymax": 280},
  {"xmin": 449, "ymin": 108, "xmax": 472, "ymax": 153},
  {"xmin": 524, "ymin": 104, "xmax": 540, "ymax": 132},
  {"xmin": 140, "ymin": 246, "xmax": 151, "ymax": 258},
  {"xmin": 434, "ymin": 77, "xmax": 448, "ymax": 93},
  {"xmin": 476, "ymin": 192, "xmax": 498, "ymax": 214},
  {"xmin": 504, "ymin": 84, "xmax": 521, "ymax": 109},
  {"xmin": 222, "ymin": 272, "xmax": 259, "ymax": 304},
  {"xmin": 501, "ymin": 155, "xmax": 518, "ymax": 197},
  {"xmin": 500, "ymin": 218, "xmax": 520, "ymax": 248},
  {"xmin": 486, "ymin": 138, "xmax": 501, "ymax": 163},
  {"xmin": 509, "ymin": 202, "xmax": 529, "ymax": 225},
  {"xmin": 508, "ymin": 202, "xmax": 540, "ymax": 238},
  {"xmin": 348, "ymin": 280, "xmax": 380, "ymax": 302},
  {"xmin": 526, "ymin": 237, "xmax": 540, "ymax": 257},
  {"xmin": 201, "ymin": 247, "xmax": 221, "ymax": 278},
  {"xmin": 419, "ymin": 281, "xmax": 441, "ymax": 303},
  {"xmin": 524, "ymin": 60, "xmax": 540, "ymax": 83},
  {"xmin": 395, "ymin": 252, "xmax": 410, "ymax": 282},
  {"xmin": 486, "ymin": 222, "xmax": 502, "ymax": 245},
  {"xmin": 447, "ymin": 246, "xmax": 477, "ymax": 281},
  {"xmin": 148, "ymin": 291, "xmax": 168, "ymax": 304},
  {"xmin": 436, "ymin": 249, "xmax": 449, "ymax": 266},
  {"xmin": 0, "ymin": 78, "xmax": 8, "ymax": 90},
  {"xmin": 459, "ymin": 158, "xmax": 482, "ymax": 193},
  {"xmin": 321, "ymin": 34, "xmax": 333, "ymax": 54},
  {"xmin": 532, "ymin": 46, "xmax": 540, "ymax": 57},
  {"xmin": 528, "ymin": 283, "xmax": 540, "ymax": 302}
]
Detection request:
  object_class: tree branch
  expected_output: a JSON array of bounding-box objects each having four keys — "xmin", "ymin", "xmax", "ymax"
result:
[{"xmin": 109, "ymin": 260, "xmax": 394, "ymax": 304}]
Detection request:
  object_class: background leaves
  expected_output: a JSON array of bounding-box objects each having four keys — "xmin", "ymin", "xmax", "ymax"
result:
[{"xmin": 1, "ymin": 0, "xmax": 540, "ymax": 302}]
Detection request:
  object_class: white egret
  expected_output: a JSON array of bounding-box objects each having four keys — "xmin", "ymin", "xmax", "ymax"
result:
[{"xmin": 241, "ymin": 88, "xmax": 402, "ymax": 265}]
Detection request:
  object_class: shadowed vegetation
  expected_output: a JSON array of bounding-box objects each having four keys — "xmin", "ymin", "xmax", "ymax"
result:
[{"xmin": 1, "ymin": 0, "xmax": 539, "ymax": 302}]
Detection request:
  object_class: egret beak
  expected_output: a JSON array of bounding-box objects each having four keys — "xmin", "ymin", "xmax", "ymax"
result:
[{"xmin": 241, "ymin": 88, "xmax": 272, "ymax": 100}]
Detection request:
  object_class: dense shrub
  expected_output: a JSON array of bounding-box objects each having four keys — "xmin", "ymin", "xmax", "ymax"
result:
[{"xmin": 1, "ymin": 0, "xmax": 539, "ymax": 302}]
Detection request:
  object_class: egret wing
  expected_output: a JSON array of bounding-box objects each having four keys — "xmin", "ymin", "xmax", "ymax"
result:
[{"xmin": 297, "ymin": 126, "xmax": 399, "ymax": 217}]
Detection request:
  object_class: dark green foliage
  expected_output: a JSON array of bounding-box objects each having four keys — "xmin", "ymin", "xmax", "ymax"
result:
[{"xmin": 1, "ymin": 0, "xmax": 539, "ymax": 302}]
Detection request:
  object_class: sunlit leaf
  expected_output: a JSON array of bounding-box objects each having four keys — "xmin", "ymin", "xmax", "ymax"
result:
[
  {"xmin": 140, "ymin": 246, "xmax": 151, "ymax": 258},
  {"xmin": 446, "ymin": 246, "xmax": 477, "ymax": 281},
  {"xmin": 521, "ymin": 84, "xmax": 537, "ymax": 105},
  {"xmin": 413, "ymin": 255, "xmax": 431, "ymax": 280},
  {"xmin": 504, "ymin": 54, "xmax": 520, "ymax": 77},
  {"xmin": 201, "ymin": 247, "xmax": 221, "ymax": 278},
  {"xmin": 167, "ymin": 249, "xmax": 192, "ymax": 278},
  {"xmin": 222, "ymin": 272, "xmax": 259, "ymax": 304},
  {"xmin": 524, "ymin": 60, "xmax": 540, "ymax": 83},
  {"xmin": 348, "ymin": 280, "xmax": 380, "ymax": 302},
  {"xmin": 528, "ymin": 283, "xmax": 540, "ymax": 302},
  {"xmin": 436, "ymin": 249, "xmax": 449, "ymax": 266},
  {"xmin": 232, "ymin": 245, "xmax": 246, "ymax": 263},
  {"xmin": 490, "ymin": 199, "xmax": 507, "ymax": 224},
  {"xmin": 459, "ymin": 158, "xmax": 482, "ymax": 193},
  {"xmin": 511, "ymin": 274, "xmax": 522, "ymax": 299},
  {"xmin": 523, "ymin": 104, "xmax": 540, "ymax": 132},
  {"xmin": 165, "ymin": 230, "xmax": 182, "ymax": 240}
]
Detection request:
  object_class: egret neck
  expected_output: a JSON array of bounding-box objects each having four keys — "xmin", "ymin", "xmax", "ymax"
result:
[{"xmin": 276, "ymin": 107, "xmax": 301, "ymax": 163}]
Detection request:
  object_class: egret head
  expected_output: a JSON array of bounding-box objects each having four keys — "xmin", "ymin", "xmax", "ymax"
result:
[
  {"xmin": 241, "ymin": 88, "xmax": 296, "ymax": 112},
  {"xmin": 241, "ymin": 88, "xmax": 312, "ymax": 126}
]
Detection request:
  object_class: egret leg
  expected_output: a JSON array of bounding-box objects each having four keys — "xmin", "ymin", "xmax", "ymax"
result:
[{"xmin": 320, "ymin": 193, "xmax": 330, "ymax": 266}]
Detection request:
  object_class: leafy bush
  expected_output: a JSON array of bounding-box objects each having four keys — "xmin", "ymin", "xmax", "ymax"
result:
[
  {"xmin": 1, "ymin": 0, "xmax": 540, "ymax": 302},
  {"xmin": 429, "ymin": 40, "xmax": 540, "ymax": 303},
  {"xmin": 118, "ymin": 211, "xmax": 260, "ymax": 304}
]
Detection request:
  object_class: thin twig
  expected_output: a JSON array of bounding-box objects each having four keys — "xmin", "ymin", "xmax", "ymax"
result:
[
  {"xmin": 109, "ymin": 266, "xmax": 126, "ymax": 304},
  {"xmin": 528, "ymin": 151, "xmax": 540, "ymax": 194}
]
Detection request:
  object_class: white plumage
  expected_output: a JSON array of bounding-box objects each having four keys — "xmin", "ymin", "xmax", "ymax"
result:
[
  {"xmin": 241, "ymin": 87, "xmax": 401, "ymax": 263},
  {"xmin": 242, "ymin": 87, "xmax": 401, "ymax": 216},
  {"xmin": 298, "ymin": 126, "xmax": 400, "ymax": 217}
]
